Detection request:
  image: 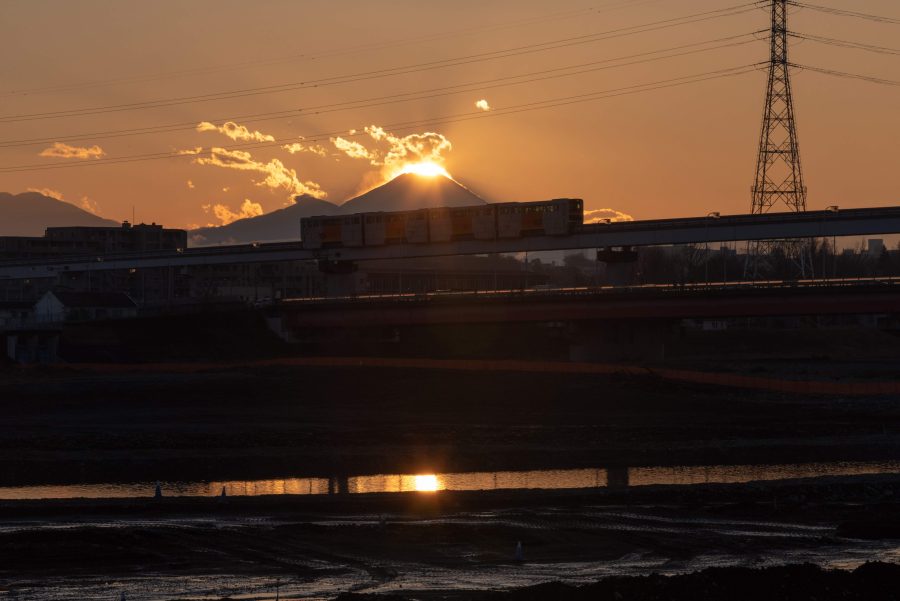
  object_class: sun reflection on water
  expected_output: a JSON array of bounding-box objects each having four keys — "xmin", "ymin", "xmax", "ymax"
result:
[{"xmin": 414, "ymin": 474, "xmax": 440, "ymax": 492}]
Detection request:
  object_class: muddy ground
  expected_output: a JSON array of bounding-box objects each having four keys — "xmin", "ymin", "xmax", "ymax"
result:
[{"xmin": 1, "ymin": 477, "xmax": 900, "ymax": 599}]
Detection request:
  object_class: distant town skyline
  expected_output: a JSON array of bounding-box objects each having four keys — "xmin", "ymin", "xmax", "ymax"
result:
[{"xmin": 1, "ymin": 0, "xmax": 897, "ymax": 229}]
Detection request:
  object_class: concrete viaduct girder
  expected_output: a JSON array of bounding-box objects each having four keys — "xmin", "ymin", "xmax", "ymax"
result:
[{"xmin": 2, "ymin": 206, "xmax": 899, "ymax": 280}]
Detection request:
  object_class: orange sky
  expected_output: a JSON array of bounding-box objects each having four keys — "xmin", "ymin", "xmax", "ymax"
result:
[{"xmin": 1, "ymin": 0, "xmax": 897, "ymax": 229}]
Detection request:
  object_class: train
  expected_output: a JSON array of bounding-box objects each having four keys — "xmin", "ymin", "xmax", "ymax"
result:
[{"xmin": 300, "ymin": 198, "xmax": 583, "ymax": 249}]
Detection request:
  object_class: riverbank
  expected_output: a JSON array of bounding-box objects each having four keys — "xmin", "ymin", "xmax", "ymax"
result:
[{"xmin": 1, "ymin": 476, "xmax": 899, "ymax": 599}]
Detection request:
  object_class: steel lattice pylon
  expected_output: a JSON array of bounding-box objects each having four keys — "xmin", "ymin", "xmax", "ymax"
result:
[{"xmin": 747, "ymin": 0, "xmax": 810, "ymax": 277}]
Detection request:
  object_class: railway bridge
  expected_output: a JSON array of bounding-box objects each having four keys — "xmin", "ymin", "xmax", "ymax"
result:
[
  {"xmin": 272, "ymin": 279, "xmax": 900, "ymax": 361},
  {"xmin": 1, "ymin": 205, "xmax": 899, "ymax": 280}
]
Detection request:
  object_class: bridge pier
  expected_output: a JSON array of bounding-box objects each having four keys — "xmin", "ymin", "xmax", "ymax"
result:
[{"xmin": 597, "ymin": 246, "xmax": 639, "ymax": 287}]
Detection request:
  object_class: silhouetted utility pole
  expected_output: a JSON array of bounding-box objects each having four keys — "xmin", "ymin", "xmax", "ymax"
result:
[
  {"xmin": 752, "ymin": 0, "xmax": 806, "ymax": 214},
  {"xmin": 747, "ymin": 0, "xmax": 810, "ymax": 278}
]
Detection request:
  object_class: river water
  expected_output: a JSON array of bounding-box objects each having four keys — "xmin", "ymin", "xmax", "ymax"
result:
[{"xmin": 2, "ymin": 459, "xmax": 899, "ymax": 500}]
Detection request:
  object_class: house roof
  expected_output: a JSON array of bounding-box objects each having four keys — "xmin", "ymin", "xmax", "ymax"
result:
[{"xmin": 51, "ymin": 291, "xmax": 137, "ymax": 309}]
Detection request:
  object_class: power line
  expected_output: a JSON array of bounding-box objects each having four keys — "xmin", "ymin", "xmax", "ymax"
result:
[
  {"xmin": 0, "ymin": 32, "xmax": 764, "ymax": 149},
  {"xmin": 1, "ymin": 0, "xmax": 666, "ymax": 98},
  {"xmin": 0, "ymin": 2, "xmax": 760, "ymax": 123},
  {"xmin": 789, "ymin": 1, "xmax": 900, "ymax": 25},
  {"xmin": 791, "ymin": 63, "xmax": 900, "ymax": 86},
  {"xmin": 791, "ymin": 32, "xmax": 900, "ymax": 56},
  {"xmin": 0, "ymin": 64, "xmax": 761, "ymax": 174}
]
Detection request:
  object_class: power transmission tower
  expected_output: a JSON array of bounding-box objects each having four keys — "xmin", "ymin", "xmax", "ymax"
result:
[{"xmin": 747, "ymin": 0, "xmax": 811, "ymax": 277}]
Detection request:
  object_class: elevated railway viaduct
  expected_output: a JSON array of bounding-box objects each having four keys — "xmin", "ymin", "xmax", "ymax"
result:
[{"xmin": 275, "ymin": 281, "xmax": 900, "ymax": 361}]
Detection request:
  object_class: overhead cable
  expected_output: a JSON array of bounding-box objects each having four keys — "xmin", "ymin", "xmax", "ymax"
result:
[
  {"xmin": 0, "ymin": 64, "xmax": 761, "ymax": 174},
  {"xmin": 0, "ymin": 2, "xmax": 760, "ymax": 123},
  {"xmin": 0, "ymin": 32, "xmax": 764, "ymax": 148}
]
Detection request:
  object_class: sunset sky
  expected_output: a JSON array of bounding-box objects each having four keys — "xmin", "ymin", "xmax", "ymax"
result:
[{"xmin": 1, "ymin": 0, "xmax": 897, "ymax": 229}]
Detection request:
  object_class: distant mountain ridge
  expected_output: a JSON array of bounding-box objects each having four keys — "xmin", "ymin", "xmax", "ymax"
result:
[
  {"xmin": 0, "ymin": 192, "xmax": 120, "ymax": 236},
  {"xmin": 190, "ymin": 173, "xmax": 486, "ymax": 246},
  {"xmin": 340, "ymin": 173, "xmax": 484, "ymax": 213},
  {"xmin": 190, "ymin": 195, "xmax": 340, "ymax": 246}
]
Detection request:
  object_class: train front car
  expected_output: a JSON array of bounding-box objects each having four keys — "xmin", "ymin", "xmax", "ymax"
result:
[
  {"xmin": 496, "ymin": 198, "xmax": 583, "ymax": 238},
  {"xmin": 558, "ymin": 198, "xmax": 584, "ymax": 233}
]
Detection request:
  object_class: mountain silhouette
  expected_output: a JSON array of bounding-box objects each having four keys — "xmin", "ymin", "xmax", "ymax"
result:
[
  {"xmin": 190, "ymin": 195, "xmax": 340, "ymax": 246},
  {"xmin": 0, "ymin": 191, "xmax": 119, "ymax": 236},
  {"xmin": 190, "ymin": 173, "xmax": 486, "ymax": 246},
  {"xmin": 339, "ymin": 173, "xmax": 484, "ymax": 213}
]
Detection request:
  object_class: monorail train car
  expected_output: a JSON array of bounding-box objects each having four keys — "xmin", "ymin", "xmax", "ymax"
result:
[
  {"xmin": 495, "ymin": 198, "xmax": 582, "ymax": 238},
  {"xmin": 300, "ymin": 198, "xmax": 583, "ymax": 249}
]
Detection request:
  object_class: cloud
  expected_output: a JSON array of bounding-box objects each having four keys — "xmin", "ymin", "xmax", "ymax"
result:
[
  {"xmin": 283, "ymin": 139, "xmax": 327, "ymax": 156},
  {"xmin": 331, "ymin": 136, "xmax": 378, "ymax": 162},
  {"xmin": 331, "ymin": 125, "xmax": 453, "ymax": 182},
  {"xmin": 79, "ymin": 196, "xmax": 100, "ymax": 214},
  {"xmin": 203, "ymin": 198, "xmax": 264, "ymax": 225},
  {"xmin": 39, "ymin": 142, "xmax": 105, "ymax": 160},
  {"xmin": 177, "ymin": 147, "xmax": 203, "ymax": 155},
  {"xmin": 475, "ymin": 99, "xmax": 491, "ymax": 111},
  {"xmin": 193, "ymin": 147, "xmax": 326, "ymax": 200},
  {"xmin": 368, "ymin": 127, "xmax": 452, "ymax": 175},
  {"xmin": 196, "ymin": 121, "xmax": 275, "ymax": 143},
  {"xmin": 27, "ymin": 187, "xmax": 65, "ymax": 200},
  {"xmin": 584, "ymin": 208, "xmax": 634, "ymax": 223},
  {"xmin": 186, "ymin": 180, "xmax": 195, "ymax": 189}
]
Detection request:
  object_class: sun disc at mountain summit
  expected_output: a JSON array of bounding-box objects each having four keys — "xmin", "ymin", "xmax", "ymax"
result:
[{"xmin": 396, "ymin": 162, "xmax": 451, "ymax": 178}]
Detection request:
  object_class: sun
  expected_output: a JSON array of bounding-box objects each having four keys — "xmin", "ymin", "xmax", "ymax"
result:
[
  {"xmin": 395, "ymin": 161, "xmax": 451, "ymax": 179},
  {"xmin": 413, "ymin": 474, "xmax": 440, "ymax": 492}
]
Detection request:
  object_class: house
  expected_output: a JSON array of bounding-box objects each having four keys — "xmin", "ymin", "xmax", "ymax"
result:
[{"xmin": 34, "ymin": 291, "xmax": 138, "ymax": 323}]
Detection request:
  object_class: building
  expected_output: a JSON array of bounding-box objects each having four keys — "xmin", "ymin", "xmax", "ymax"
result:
[
  {"xmin": 0, "ymin": 222, "xmax": 186, "ymax": 260},
  {"xmin": 44, "ymin": 222, "xmax": 187, "ymax": 254},
  {"xmin": 868, "ymin": 239, "xmax": 886, "ymax": 256},
  {"xmin": 34, "ymin": 291, "xmax": 138, "ymax": 323},
  {"xmin": 0, "ymin": 223, "xmax": 188, "ymax": 303}
]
